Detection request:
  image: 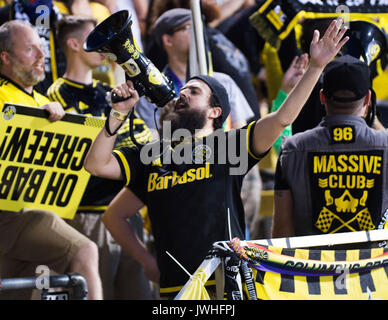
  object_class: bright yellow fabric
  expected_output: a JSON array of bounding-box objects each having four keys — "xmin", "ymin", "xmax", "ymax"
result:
[
  {"xmin": 178, "ymin": 268, "xmax": 211, "ymax": 300},
  {"xmin": 0, "ymin": 78, "xmax": 50, "ymax": 107}
]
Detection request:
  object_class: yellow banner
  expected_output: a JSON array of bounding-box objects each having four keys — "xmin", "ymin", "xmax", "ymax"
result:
[
  {"xmin": 248, "ymin": 246, "xmax": 388, "ymax": 300},
  {"xmin": 0, "ymin": 103, "xmax": 104, "ymax": 219}
]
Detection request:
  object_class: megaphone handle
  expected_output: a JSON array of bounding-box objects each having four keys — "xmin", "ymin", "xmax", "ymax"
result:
[
  {"xmin": 125, "ymin": 74, "xmax": 146, "ymax": 97},
  {"xmin": 111, "ymin": 91, "xmax": 130, "ymax": 103}
]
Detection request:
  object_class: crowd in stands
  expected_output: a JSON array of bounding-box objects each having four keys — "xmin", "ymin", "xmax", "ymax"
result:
[{"xmin": 0, "ymin": 0, "xmax": 387, "ymax": 300}]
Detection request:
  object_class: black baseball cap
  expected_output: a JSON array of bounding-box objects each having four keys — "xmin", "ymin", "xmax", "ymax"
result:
[
  {"xmin": 322, "ymin": 55, "xmax": 371, "ymax": 103},
  {"xmin": 153, "ymin": 8, "xmax": 192, "ymax": 47},
  {"xmin": 189, "ymin": 75, "xmax": 231, "ymax": 125}
]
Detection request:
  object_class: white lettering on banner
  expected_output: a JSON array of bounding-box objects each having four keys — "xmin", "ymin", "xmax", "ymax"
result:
[
  {"xmin": 327, "ymin": 0, "xmax": 340, "ymax": 5},
  {"xmin": 346, "ymin": 0, "xmax": 365, "ymax": 6},
  {"xmin": 295, "ymin": 0, "xmax": 388, "ymax": 6},
  {"xmin": 297, "ymin": 0, "xmax": 324, "ymax": 5}
]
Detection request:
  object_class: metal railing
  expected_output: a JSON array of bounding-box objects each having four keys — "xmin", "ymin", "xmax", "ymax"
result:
[{"xmin": 0, "ymin": 273, "xmax": 88, "ymax": 300}]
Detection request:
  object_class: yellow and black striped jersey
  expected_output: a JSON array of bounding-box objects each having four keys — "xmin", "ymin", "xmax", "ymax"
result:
[
  {"xmin": 47, "ymin": 77, "xmax": 111, "ymax": 117},
  {"xmin": 47, "ymin": 77, "xmax": 152, "ymax": 213},
  {"xmin": 0, "ymin": 74, "xmax": 50, "ymax": 107},
  {"xmin": 47, "ymin": 77, "xmax": 152, "ymax": 146}
]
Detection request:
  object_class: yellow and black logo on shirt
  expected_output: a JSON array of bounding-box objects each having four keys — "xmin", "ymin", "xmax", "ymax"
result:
[
  {"xmin": 308, "ymin": 150, "xmax": 383, "ymax": 234},
  {"xmin": 329, "ymin": 125, "xmax": 355, "ymax": 144}
]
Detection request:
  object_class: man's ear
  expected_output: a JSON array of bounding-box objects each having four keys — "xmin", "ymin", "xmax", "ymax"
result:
[
  {"xmin": 66, "ymin": 37, "xmax": 81, "ymax": 52},
  {"xmin": 161, "ymin": 34, "xmax": 173, "ymax": 49},
  {"xmin": 363, "ymin": 89, "xmax": 372, "ymax": 108},
  {"xmin": 362, "ymin": 89, "xmax": 372, "ymax": 117},
  {"xmin": 319, "ymin": 89, "xmax": 326, "ymax": 105},
  {"xmin": 0, "ymin": 51, "xmax": 11, "ymax": 66},
  {"xmin": 209, "ymin": 106, "xmax": 222, "ymax": 120}
]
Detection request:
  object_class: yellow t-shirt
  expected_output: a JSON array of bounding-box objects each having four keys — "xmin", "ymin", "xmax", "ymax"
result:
[{"xmin": 0, "ymin": 75, "xmax": 50, "ymax": 107}]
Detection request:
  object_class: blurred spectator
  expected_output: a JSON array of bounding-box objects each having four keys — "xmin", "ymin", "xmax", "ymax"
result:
[
  {"xmin": 137, "ymin": 8, "xmax": 254, "ymax": 132},
  {"xmin": 0, "ymin": 0, "xmax": 67, "ymax": 95},
  {"xmin": 53, "ymin": 0, "xmax": 109, "ymax": 22},
  {"xmin": 94, "ymin": 0, "xmax": 148, "ymax": 51},
  {"xmin": 145, "ymin": 0, "xmax": 261, "ymax": 120},
  {"xmin": 55, "ymin": 0, "xmax": 92, "ymax": 16},
  {"xmin": 0, "ymin": 0, "xmax": 11, "ymax": 6},
  {"xmin": 204, "ymin": 0, "xmax": 254, "ymax": 29},
  {"xmin": 47, "ymin": 15, "xmax": 153, "ymax": 299},
  {"xmin": 54, "ymin": 0, "xmax": 116, "ymax": 85},
  {"xmin": 0, "ymin": 19, "xmax": 103, "ymax": 300}
]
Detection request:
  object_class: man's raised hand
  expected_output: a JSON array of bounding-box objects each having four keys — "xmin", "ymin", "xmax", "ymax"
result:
[
  {"xmin": 309, "ymin": 19, "xmax": 349, "ymax": 69},
  {"xmin": 111, "ymin": 80, "xmax": 140, "ymax": 114}
]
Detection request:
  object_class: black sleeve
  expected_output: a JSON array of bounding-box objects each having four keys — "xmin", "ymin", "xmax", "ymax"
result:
[
  {"xmin": 226, "ymin": 121, "xmax": 270, "ymax": 176},
  {"xmin": 112, "ymin": 146, "xmax": 147, "ymax": 203},
  {"xmin": 274, "ymin": 150, "xmax": 290, "ymax": 190}
]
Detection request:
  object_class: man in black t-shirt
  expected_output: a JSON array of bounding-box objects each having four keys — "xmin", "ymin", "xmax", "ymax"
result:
[
  {"xmin": 85, "ymin": 19, "xmax": 349, "ymax": 297},
  {"xmin": 112, "ymin": 109, "xmax": 261, "ymax": 295}
]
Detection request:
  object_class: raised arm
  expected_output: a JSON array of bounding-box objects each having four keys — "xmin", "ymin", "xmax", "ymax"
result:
[
  {"xmin": 251, "ymin": 19, "xmax": 349, "ymax": 155},
  {"xmin": 84, "ymin": 80, "xmax": 139, "ymax": 180}
]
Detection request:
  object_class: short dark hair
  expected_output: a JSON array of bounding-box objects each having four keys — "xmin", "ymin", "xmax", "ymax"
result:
[{"xmin": 57, "ymin": 15, "xmax": 97, "ymax": 54}]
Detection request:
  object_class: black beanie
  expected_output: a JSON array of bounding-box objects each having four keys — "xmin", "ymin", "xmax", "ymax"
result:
[{"xmin": 189, "ymin": 75, "xmax": 231, "ymax": 125}]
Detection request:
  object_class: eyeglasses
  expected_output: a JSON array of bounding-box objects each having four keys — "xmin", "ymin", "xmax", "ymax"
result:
[{"xmin": 171, "ymin": 24, "xmax": 191, "ymax": 34}]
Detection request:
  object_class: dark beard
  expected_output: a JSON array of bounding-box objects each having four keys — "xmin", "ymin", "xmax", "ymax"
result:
[
  {"xmin": 160, "ymin": 97, "xmax": 208, "ymax": 136},
  {"xmin": 160, "ymin": 108, "xmax": 207, "ymax": 137},
  {"xmin": 171, "ymin": 108, "xmax": 207, "ymax": 135}
]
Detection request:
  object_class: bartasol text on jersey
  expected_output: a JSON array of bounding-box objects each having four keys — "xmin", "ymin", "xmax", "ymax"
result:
[
  {"xmin": 147, "ymin": 162, "xmax": 212, "ymax": 192},
  {"xmin": 151, "ymin": 304, "xmax": 235, "ymax": 317}
]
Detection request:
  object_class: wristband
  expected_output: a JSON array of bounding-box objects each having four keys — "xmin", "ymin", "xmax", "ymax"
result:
[
  {"xmin": 110, "ymin": 108, "xmax": 128, "ymax": 121},
  {"xmin": 105, "ymin": 110, "xmax": 130, "ymax": 137}
]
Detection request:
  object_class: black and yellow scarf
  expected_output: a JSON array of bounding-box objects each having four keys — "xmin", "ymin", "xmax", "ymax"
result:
[{"xmin": 250, "ymin": 0, "xmax": 388, "ymax": 50}]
